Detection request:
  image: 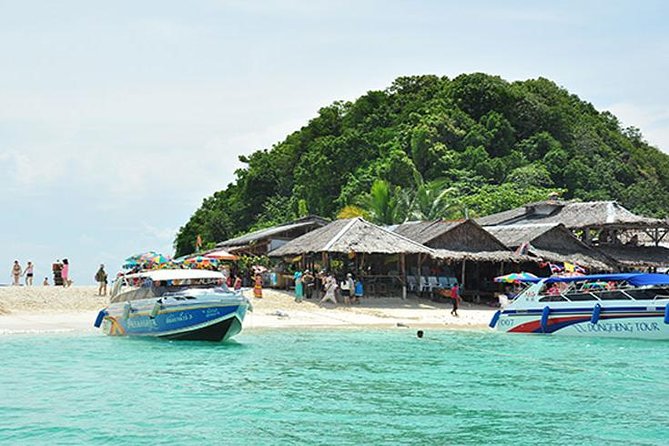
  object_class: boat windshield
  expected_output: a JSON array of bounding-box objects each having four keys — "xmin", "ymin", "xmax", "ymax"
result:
[{"xmin": 110, "ymin": 276, "xmax": 231, "ymax": 302}]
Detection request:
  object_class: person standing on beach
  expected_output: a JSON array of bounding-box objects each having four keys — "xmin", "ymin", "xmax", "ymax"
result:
[
  {"xmin": 253, "ymin": 273, "xmax": 263, "ymax": 298},
  {"xmin": 95, "ymin": 264, "xmax": 108, "ymax": 296},
  {"xmin": 11, "ymin": 260, "xmax": 22, "ymax": 286},
  {"xmin": 354, "ymin": 276, "xmax": 363, "ymax": 304},
  {"xmin": 302, "ymin": 269, "xmax": 315, "ymax": 299},
  {"xmin": 320, "ymin": 274, "xmax": 337, "ymax": 305},
  {"xmin": 450, "ymin": 283, "xmax": 461, "ymax": 317},
  {"xmin": 43, "ymin": 277, "xmax": 49, "ymax": 286},
  {"xmin": 23, "ymin": 261, "xmax": 34, "ymax": 286},
  {"xmin": 346, "ymin": 273, "xmax": 355, "ymax": 304},
  {"xmin": 61, "ymin": 259, "xmax": 70, "ymax": 287},
  {"xmin": 294, "ymin": 270, "xmax": 304, "ymax": 303}
]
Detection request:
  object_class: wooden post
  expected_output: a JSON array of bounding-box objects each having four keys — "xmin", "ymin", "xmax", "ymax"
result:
[
  {"xmin": 400, "ymin": 253, "xmax": 407, "ymax": 300},
  {"xmin": 461, "ymin": 260, "xmax": 466, "ymax": 290},
  {"xmin": 322, "ymin": 252, "xmax": 329, "ymax": 271},
  {"xmin": 417, "ymin": 253, "xmax": 423, "ymax": 296}
]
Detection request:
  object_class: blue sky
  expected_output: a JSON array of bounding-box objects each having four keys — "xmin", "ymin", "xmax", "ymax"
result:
[{"xmin": 2, "ymin": 0, "xmax": 668, "ymax": 284}]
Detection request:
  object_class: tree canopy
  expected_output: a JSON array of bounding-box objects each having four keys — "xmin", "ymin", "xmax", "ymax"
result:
[{"xmin": 174, "ymin": 73, "xmax": 669, "ymax": 256}]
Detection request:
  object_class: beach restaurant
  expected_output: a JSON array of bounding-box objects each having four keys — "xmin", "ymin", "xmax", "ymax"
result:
[
  {"xmin": 478, "ymin": 199, "xmax": 669, "ymax": 270},
  {"xmin": 486, "ymin": 223, "xmax": 620, "ymax": 274},
  {"xmin": 391, "ymin": 219, "xmax": 534, "ymax": 301},
  {"xmin": 269, "ymin": 217, "xmax": 434, "ymax": 298}
]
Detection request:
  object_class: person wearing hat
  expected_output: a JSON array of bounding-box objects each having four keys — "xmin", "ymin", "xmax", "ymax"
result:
[
  {"xmin": 302, "ymin": 269, "xmax": 315, "ymax": 299},
  {"xmin": 346, "ymin": 273, "xmax": 355, "ymax": 304}
]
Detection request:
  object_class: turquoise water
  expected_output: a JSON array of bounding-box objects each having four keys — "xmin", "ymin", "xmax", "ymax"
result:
[{"xmin": 0, "ymin": 329, "xmax": 667, "ymax": 445}]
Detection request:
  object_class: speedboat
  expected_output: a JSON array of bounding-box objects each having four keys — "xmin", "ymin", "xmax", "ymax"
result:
[
  {"xmin": 489, "ymin": 273, "xmax": 669, "ymax": 340},
  {"xmin": 94, "ymin": 269, "xmax": 250, "ymax": 342}
]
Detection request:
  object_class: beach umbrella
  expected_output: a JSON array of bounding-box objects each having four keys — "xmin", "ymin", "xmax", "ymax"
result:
[
  {"xmin": 204, "ymin": 249, "xmax": 238, "ymax": 261},
  {"xmin": 184, "ymin": 256, "xmax": 219, "ymax": 269},
  {"xmin": 494, "ymin": 272, "xmax": 539, "ymax": 283}
]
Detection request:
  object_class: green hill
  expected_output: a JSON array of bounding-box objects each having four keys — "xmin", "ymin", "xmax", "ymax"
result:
[{"xmin": 174, "ymin": 73, "xmax": 669, "ymax": 256}]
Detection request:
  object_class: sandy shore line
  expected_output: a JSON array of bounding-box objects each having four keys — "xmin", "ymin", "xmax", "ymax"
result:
[{"xmin": 0, "ymin": 286, "xmax": 495, "ymax": 334}]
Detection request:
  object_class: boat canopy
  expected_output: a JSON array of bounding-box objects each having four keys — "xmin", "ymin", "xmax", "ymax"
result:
[
  {"xmin": 532, "ymin": 273, "xmax": 669, "ymax": 287},
  {"xmin": 124, "ymin": 269, "xmax": 224, "ymax": 281}
]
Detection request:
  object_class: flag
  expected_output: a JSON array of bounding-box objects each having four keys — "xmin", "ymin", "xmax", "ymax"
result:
[
  {"xmin": 549, "ymin": 263, "xmax": 564, "ymax": 274},
  {"xmin": 195, "ymin": 234, "xmax": 203, "ymax": 250},
  {"xmin": 564, "ymin": 262, "xmax": 575, "ymax": 273},
  {"xmin": 514, "ymin": 242, "xmax": 530, "ymax": 256},
  {"xmin": 574, "ymin": 264, "xmax": 587, "ymax": 274}
]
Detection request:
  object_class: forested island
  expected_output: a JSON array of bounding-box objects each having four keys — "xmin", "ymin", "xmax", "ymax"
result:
[{"xmin": 174, "ymin": 73, "xmax": 669, "ymax": 256}]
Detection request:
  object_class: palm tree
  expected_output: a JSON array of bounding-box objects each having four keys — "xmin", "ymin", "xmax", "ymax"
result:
[
  {"xmin": 358, "ymin": 180, "xmax": 409, "ymax": 225},
  {"xmin": 408, "ymin": 179, "xmax": 457, "ymax": 221}
]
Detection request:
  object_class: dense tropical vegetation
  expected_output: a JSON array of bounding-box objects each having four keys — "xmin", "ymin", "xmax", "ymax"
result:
[{"xmin": 174, "ymin": 73, "xmax": 669, "ymax": 256}]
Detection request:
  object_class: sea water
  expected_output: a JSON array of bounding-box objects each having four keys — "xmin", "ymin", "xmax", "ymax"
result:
[{"xmin": 0, "ymin": 329, "xmax": 667, "ymax": 445}]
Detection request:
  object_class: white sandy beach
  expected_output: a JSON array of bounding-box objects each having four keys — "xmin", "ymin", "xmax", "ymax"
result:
[{"xmin": 0, "ymin": 286, "xmax": 495, "ymax": 335}]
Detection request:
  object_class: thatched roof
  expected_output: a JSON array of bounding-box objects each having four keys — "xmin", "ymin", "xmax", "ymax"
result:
[
  {"xmin": 392, "ymin": 219, "xmax": 529, "ymax": 263},
  {"xmin": 217, "ymin": 215, "xmax": 328, "ymax": 248},
  {"xmin": 486, "ymin": 223, "xmax": 617, "ymax": 271},
  {"xmin": 432, "ymin": 249, "xmax": 535, "ymax": 263},
  {"xmin": 393, "ymin": 220, "xmax": 464, "ymax": 245},
  {"xmin": 269, "ymin": 218, "xmax": 434, "ymax": 257},
  {"xmin": 477, "ymin": 200, "xmax": 667, "ymax": 230},
  {"xmin": 598, "ymin": 245, "xmax": 669, "ymax": 268}
]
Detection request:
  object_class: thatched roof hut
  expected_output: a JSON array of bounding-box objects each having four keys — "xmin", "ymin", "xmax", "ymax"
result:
[
  {"xmin": 477, "ymin": 200, "xmax": 667, "ymax": 230},
  {"xmin": 217, "ymin": 215, "xmax": 329, "ymax": 255},
  {"xmin": 486, "ymin": 223, "xmax": 617, "ymax": 271},
  {"xmin": 393, "ymin": 219, "xmax": 531, "ymax": 263},
  {"xmin": 598, "ymin": 245, "xmax": 669, "ymax": 268},
  {"xmin": 269, "ymin": 217, "xmax": 434, "ymax": 257}
]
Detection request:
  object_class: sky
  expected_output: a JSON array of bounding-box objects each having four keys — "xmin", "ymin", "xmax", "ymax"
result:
[{"xmin": 1, "ymin": 0, "xmax": 668, "ymax": 284}]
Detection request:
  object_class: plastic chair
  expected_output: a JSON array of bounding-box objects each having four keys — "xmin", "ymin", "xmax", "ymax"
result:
[
  {"xmin": 407, "ymin": 276, "xmax": 417, "ymax": 293},
  {"xmin": 419, "ymin": 276, "xmax": 430, "ymax": 296},
  {"xmin": 428, "ymin": 276, "xmax": 439, "ymax": 292}
]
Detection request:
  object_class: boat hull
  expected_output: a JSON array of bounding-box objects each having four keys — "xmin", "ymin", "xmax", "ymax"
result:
[
  {"xmin": 98, "ymin": 294, "xmax": 249, "ymax": 342},
  {"xmin": 493, "ymin": 304, "xmax": 669, "ymax": 340}
]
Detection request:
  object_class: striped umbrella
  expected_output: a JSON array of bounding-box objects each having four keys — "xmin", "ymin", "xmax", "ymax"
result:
[{"xmin": 494, "ymin": 272, "xmax": 539, "ymax": 283}]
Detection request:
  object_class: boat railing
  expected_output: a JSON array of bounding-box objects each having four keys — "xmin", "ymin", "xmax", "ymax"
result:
[{"xmin": 538, "ymin": 288, "xmax": 669, "ymax": 303}]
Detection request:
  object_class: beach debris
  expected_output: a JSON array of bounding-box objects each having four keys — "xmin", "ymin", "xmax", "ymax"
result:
[
  {"xmin": 396, "ymin": 322, "xmax": 409, "ymax": 328},
  {"xmin": 269, "ymin": 310, "xmax": 289, "ymax": 318}
]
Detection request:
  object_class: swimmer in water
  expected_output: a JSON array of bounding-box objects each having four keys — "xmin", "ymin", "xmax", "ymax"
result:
[{"xmin": 417, "ymin": 330, "xmax": 424, "ymax": 338}]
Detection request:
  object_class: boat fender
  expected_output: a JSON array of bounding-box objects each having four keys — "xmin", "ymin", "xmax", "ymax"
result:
[
  {"xmin": 540, "ymin": 306, "xmax": 551, "ymax": 333},
  {"xmin": 93, "ymin": 309, "xmax": 107, "ymax": 328},
  {"xmin": 150, "ymin": 301, "xmax": 161, "ymax": 319},
  {"xmin": 591, "ymin": 303, "xmax": 602, "ymax": 325},
  {"xmin": 489, "ymin": 310, "xmax": 501, "ymax": 329},
  {"xmin": 122, "ymin": 302, "xmax": 131, "ymax": 319},
  {"xmin": 665, "ymin": 303, "xmax": 669, "ymax": 325}
]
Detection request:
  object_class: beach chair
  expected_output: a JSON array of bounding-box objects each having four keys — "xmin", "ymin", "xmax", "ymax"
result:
[
  {"xmin": 419, "ymin": 276, "xmax": 430, "ymax": 296},
  {"xmin": 428, "ymin": 276, "xmax": 439, "ymax": 295},
  {"xmin": 438, "ymin": 276, "xmax": 449, "ymax": 289}
]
